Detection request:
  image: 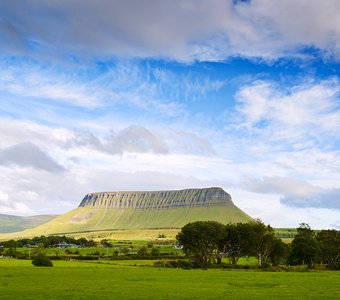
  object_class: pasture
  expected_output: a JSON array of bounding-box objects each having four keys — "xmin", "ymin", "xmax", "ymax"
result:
[{"xmin": 0, "ymin": 259, "xmax": 339, "ymax": 299}]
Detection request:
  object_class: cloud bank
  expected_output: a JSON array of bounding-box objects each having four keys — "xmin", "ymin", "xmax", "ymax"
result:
[
  {"xmin": 1, "ymin": 0, "xmax": 340, "ymax": 61},
  {"xmin": 241, "ymin": 177, "xmax": 340, "ymax": 210}
]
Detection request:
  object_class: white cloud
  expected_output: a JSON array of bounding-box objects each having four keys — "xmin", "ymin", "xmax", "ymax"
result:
[{"xmin": 234, "ymin": 79, "xmax": 340, "ymax": 143}]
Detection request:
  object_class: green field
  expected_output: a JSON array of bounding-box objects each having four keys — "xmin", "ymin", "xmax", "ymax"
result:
[{"xmin": 0, "ymin": 259, "xmax": 339, "ymax": 299}]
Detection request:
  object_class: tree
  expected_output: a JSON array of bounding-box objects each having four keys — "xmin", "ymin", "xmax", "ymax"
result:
[
  {"xmin": 4, "ymin": 239, "xmax": 18, "ymax": 257},
  {"xmin": 32, "ymin": 253, "xmax": 53, "ymax": 267},
  {"xmin": 317, "ymin": 229, "xmax": 340, "ymax": 269},
  {"xmin": 269, "ymin": 238, "xmax": 290, "ymax": 266},
  {"xmin": 241, "ymin": 219, "xmax": 277, "ymax": 267},
  {"xmin": 101, "ymin": 239, "xmax": 113, "ymax": 248},
  {"xmin": 220, "ymin": 223, "xmax": 247, "ymax": 266},
  {"xmin": 289, "ymin": 223, "xmax": 320, "ymax": 268},
  {"xmin": 176, "ymin": 221, "xmax": 225, "ymax": 267}
]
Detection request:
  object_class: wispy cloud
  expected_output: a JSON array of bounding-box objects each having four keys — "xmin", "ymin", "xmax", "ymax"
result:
[
  {"xmin": 233, "ymin": 79, "xmax": 340, "ymax": 145},
  {"xmin": 0, "ymin": 62, "xmax": 104, "ymax": 108},
  {"xmin": 0, "ymin": 60, "xmax": 191, "ymax": 119}
]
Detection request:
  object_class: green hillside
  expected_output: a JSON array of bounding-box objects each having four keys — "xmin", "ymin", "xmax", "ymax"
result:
[{"xmin": 0, "ymin": 214, "xmax": 58, "ymax": 233}]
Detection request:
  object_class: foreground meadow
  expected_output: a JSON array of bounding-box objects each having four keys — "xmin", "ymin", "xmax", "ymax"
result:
[{"xmin": 0, "ymin": 259, "xmax": 339, "ymax": 299}]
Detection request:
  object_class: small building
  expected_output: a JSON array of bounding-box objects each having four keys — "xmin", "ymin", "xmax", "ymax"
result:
[{"xmin": 57, "ymin": 242, "xmax": 79, "ymax": 248}]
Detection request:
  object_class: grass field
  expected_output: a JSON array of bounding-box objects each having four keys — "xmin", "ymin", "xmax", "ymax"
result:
[{"xmin": 0, "ymin": 259, "xmax": 339, "ymax": 299}]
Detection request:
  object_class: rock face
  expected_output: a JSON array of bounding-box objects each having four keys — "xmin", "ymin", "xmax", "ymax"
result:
[{"xmin": 79, "ymin": 187, "xmax": 233, "ymax": 209}]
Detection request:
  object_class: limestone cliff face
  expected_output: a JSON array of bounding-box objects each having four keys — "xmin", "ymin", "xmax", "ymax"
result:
[{"xmin": 79, "ymin": 187, "xmax": 233, "ymax": 209}]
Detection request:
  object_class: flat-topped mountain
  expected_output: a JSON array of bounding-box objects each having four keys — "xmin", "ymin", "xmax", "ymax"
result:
[
  {"xmin": 0, "ymin": 187, "xmax": 252, "ymax": 238},
  {"xmin": 79, "ymin": 187, "xmax": 233, "ymax": 209}
]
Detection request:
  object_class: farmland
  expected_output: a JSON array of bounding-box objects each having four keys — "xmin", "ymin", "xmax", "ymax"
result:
[{"xmin": 0, "ymin": 259, "xmax": 339, "ymax": 299}]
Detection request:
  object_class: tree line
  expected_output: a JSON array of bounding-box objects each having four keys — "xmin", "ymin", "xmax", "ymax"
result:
[
  {"xmin": 0, "ymin": 235, "xmax": 96, "ymax": 252},
  {"xmin": 176, "ymin": 220, "xmax": 339, "ymax": 269}
]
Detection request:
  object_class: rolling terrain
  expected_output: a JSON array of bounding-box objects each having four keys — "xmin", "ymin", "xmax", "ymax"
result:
[
  {"xmin": 0, "ymin": 214, "xmax": 58, "ymax": 233},
  {"xmin": 0, "ymin": 187, "xmax": 252, "ymax": 239}
]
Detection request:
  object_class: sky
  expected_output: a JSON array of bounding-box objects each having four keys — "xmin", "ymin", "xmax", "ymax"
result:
[{"xmin": 0, "ymin": 0, "xmax": 339, "ymax": 229}]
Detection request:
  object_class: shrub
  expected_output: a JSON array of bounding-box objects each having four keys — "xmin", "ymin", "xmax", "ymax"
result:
[
  {"xmin": 151, "ymin": 247, "xmax": 160, "ymax": 258},
  {"xmin": 137, "ymin": 246, "xmax": 148, "ymax": 258},
  {"xmin": 153, "ymin": 260, "xmax": 193, "ymax": 269},
  {"xmin": 32, "ymin": 253, "xmax": 53, "ymax": 267}
]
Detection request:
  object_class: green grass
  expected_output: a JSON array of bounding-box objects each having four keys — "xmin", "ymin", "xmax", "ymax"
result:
[
  {"xmin": 274, "ymin": 228, "xmax": 298, "ymax": 238},
  {"xmin": 0, "ymin": 259, "xmax": 339, "ymax": 299}
]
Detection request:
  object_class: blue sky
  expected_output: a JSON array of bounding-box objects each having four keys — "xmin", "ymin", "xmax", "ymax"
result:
[{"xmin": 0, "ymin": 0, "xmax": 339, "ymax": 229}]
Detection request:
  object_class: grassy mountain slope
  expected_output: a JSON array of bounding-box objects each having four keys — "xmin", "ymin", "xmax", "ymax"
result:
[
  {"xmin": 0, "ymin": 205, "xmax": 251, "ymax": 239},
  {"xmin": 0, "ymin": 188, "xmax": 252, "ymax": 240},
  {"xmin": 0, "ymin": 214, "xmax": 58, "ymax": 233}
]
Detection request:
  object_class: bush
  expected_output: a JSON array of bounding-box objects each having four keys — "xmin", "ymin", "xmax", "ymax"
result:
[
  {"xmin": 151, "ymin": 247, "xmax": 160, "ymax": 258},
  {"xmin": 137, "ymin": 246, "xmax": 148, "ymax": 258},
  {"xmin": 32, "ymin": 253, "xmax": 53, "ymax": 267},
  {"xmin": 153, "ymin": 260, "xmax": 193, "ymax": 269}
]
